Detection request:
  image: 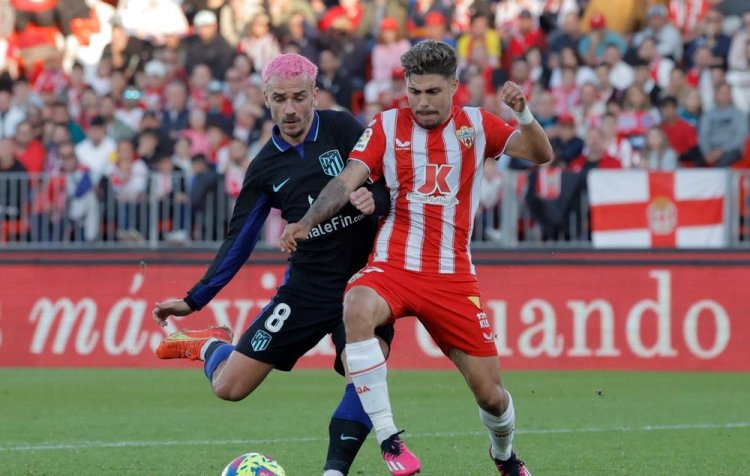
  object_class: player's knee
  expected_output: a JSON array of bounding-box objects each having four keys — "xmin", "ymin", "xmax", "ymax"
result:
[
  {"xmin": 474, "ymin": 384, "xmax": 507, "ymax": 413},
  {"xmin": 343, "ymin": 294, "xmax": 377, "ymax": 332},
  {"xmin": 212, "ymin": 380, "xmax": 250, "ymax": 402}
]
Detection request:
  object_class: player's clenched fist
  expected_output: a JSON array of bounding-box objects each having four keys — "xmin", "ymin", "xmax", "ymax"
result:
[
  {"xmin": 500, "ymin": 81, "xmax": 527, "ymax": 113},
  {"xmin": 350, "ymin": 187, "xmax": 376, "ymax": 215}
]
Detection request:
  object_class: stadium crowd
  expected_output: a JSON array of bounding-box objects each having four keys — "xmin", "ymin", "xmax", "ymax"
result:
[{"xmin": 1, "ymin": 0, "xmax": 749, "ymax": 244}]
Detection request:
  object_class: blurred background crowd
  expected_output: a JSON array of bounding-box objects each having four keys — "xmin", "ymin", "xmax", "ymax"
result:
[{"xmin": 1, "ymin": 0, "xmax": 750, "ymax": 246}]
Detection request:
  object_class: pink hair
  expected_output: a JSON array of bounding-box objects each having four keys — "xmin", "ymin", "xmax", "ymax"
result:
[{"xmin": 261, "ymin": 54, "xmax": 318, "ymax": 87}]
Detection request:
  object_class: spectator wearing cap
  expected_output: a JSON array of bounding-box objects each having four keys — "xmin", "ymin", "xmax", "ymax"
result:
[
  {"xmin": 546, "ymin": 12, "xmax": 582, "ymax": 55},
  {"xmin": 698, "ymin": 82, "xmax": 748, "ymax": 167},
  {"xmin": 184, "ymin": 10, "xmax": 235, "ymax": 79},
  {"xmin": 142, "ymin": 60, "xmax": 168, "ymax": 110},
  {"xmin": 0, "ymin": 89, "xmax": 26, "ymax": 139},
  {"xmin": 418, "ymin": 11, "xmax": 456, "ymax": 47},
  {"xmin": 551, "ymin": 114, "xmax": 584, "ymax": 166},
  {"xmin": 74, "ymin": 115, "xmax": 117, "ymax": 184},
  {"xmin": 631, "ymin": 4, "xmax": 683, "ymax": 63},
  {"xmin": 317, "ymin": 48, "xmax": 357, "ymax": 111},
  {"xmin": 238, "ymin": 12, "xmax": 281, "ymax": 74},
  {"xmin": 206, "ymin": 80, "xmax": 234, "ymax": 134},
  {"xmin": 684, "ymin": 9, "xmax": 731, "ymax": 70},
  {"xmin": 506, "ymin": 9, "xmax": 546, "ymax": 65},
  {"xmin": 159, "ymin": 80, "xmax": 189, "ymax": 154},
  {"xmin": 577, "ymin": 13, "xmax": 627, "ymax": 67}
]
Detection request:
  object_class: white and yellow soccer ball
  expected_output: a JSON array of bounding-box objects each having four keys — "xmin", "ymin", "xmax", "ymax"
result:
[{"xmin": 221, "ymin": 452, "xmax": 286, "ymax": 476}]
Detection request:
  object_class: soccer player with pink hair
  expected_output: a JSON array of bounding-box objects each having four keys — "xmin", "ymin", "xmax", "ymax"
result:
[{"xmin": 153, "ymin": 53, "xmax": 395, "ymax": 476}]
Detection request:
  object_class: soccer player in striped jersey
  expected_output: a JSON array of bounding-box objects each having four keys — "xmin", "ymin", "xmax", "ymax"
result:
[{"xmin": 280, "ymin": 41, "xmax": 553, "ymax": 476}]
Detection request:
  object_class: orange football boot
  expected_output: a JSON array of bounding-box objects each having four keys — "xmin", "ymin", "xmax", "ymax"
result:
[{"xmin": 155, "ymin": 326, "xmax": 233, "ymax": 361}]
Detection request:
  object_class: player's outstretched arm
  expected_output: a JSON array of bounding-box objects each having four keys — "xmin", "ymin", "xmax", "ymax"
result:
[
  {"xmin": 280, "ymin": 161, "xmax": 370, "ymax": 252},
  {"xmin": 152, "ymin": 299, "xmax": 193, "ymax": 327},
  {"xmin": 500, "ymin": 81, "xmax": 554, "ymax": 165}
]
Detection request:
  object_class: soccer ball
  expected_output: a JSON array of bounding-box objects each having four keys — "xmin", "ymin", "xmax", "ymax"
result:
[{"xmin": 221, "ymin": 452, "xmax": 286, "ymax": 476}]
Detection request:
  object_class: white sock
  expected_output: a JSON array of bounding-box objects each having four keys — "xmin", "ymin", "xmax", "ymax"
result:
[
  {"xmin": 345, "ymin": 338, "xmax": 397, "ymax": 444},
  {"xmin": 199, "ymin": 338, "xmax": 219, "ymax": 360},
  {"xmin": 323, "ymin": 470, "xmax": 345, "ymax": 476},
  {"xmin": 480, "ymin": 391, "xmax": 515, "ymax": 461}
]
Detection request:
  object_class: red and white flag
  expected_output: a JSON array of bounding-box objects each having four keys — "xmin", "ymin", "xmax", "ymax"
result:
[{"xmin": 588, "ymin": 170, "xmax": 728, "ymax": 248}]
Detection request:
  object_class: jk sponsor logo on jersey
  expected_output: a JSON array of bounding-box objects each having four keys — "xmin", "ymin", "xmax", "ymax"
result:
[
  {"xmin": 251, "ymin": 329, "xmax": 272, "ymax": 351},
  {"xmin": 406, "ymin": 163, "xmax": 458, "ymax": 206},
  {"xmin": 319, "ymin": 149, "xmax": 345, "ymax": 177},
  {"xmin": 353, "ymin": 128, "xmax": 373, "ymax": 152}
]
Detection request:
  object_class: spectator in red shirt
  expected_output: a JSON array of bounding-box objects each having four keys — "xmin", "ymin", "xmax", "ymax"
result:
[
  {"xmin": 507, "ymin": 10, "xmax": 546, "ymax": 64},
  {"xmin": 14, "ymin": 120, "xmax": 46, "ymax": 173},
  {"xmin": 658, "ymin": 95, "xmax": 703, "ymax": 166},
  {"xmin": 570, "ymin": 127, "xmax": 622, "ymax": 172}
]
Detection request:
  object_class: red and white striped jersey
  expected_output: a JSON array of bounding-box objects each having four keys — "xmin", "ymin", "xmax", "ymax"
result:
[{"xmin": 349, "ymin": 106, "xmax": 518, "ymax": 275}]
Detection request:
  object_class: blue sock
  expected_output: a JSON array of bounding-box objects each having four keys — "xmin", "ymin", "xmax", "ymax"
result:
[
  {"xmin": 203, "ymin": 342, "xmax": 233, "ymax": 381},
  {"xmin": 333, "ymin": 383, "xmax": 373, "ymax": 430}
]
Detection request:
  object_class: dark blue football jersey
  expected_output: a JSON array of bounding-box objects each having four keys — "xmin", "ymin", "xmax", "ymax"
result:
[{"xmin": 185, "ymin": 110, "xmax": 384, "ymax": 310}]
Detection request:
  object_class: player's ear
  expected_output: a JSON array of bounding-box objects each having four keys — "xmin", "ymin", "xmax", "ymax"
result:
[{"xmin": 312, "ymin": 86, "xmax": 319, "ymax": 107}]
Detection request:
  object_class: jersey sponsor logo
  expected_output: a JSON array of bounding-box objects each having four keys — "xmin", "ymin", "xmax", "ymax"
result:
[
  {"xmin": 353, "ymin": 128, "xmax": 373, "ymax": 152},
  {"xmin": 308, "ymin": 213, "xmax": 366, "ymax": 239},
  {"xmin": 272, "ymin": 178, "xmax": 291, "ymax": 192},
  {"xmin": 319, "ymin": 149, "xmax": 345, "ymax": 176},
  {"xmin": 250, "ymin": 329, "xmax": 272, "ymax": 351},
  {"xmin": 406, "ymin": 164, "xmax": 458, "ymax": 206},
  {"xmin": 395, "ymin": 138, "xmax": 411, "ymax": 150},
  {"xmin": 456, "ymin": 125, "xmax": 476, "ymax": 148}
]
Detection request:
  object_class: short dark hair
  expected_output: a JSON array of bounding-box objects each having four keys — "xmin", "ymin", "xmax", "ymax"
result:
[
  {"xmin": 659, "ymin": 95, "xmax": 678, "ymax": 108},
  {"xmin": 401, "ymin": 40, "xmax": 457, "ymax": 79}
]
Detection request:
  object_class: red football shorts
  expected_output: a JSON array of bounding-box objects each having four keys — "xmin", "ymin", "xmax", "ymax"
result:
[{"xmin": 345, "ymin": 263, "xmax": 497, "ymax": 357}]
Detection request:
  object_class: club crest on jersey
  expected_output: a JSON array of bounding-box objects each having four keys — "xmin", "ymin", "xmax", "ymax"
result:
[
  {"xmin": 319, "ymin": 149, "xmax": 345, "ymax": 176},
  {"xmin": 455, "ymin": 125, "xmax": 475, "ymax": 148}
]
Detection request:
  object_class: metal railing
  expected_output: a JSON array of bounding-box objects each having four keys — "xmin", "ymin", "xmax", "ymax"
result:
[{"xmin": 2, "ymin": 170, "xmax": 749, "ymax": 249}]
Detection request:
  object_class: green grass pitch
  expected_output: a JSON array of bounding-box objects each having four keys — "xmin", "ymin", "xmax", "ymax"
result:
[{"xmin": 1, "ymin": 369, "xmax": 748, "ymax": 475}]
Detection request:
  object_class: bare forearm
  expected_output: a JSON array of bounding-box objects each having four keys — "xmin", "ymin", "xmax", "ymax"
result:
[
  {"xmin": 520, "ymin": 122, "xmax": 554, "ymax": 164},
  {"xmin": 299, "ymin": 177, "xmax": 351, "ymax": 228}
]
